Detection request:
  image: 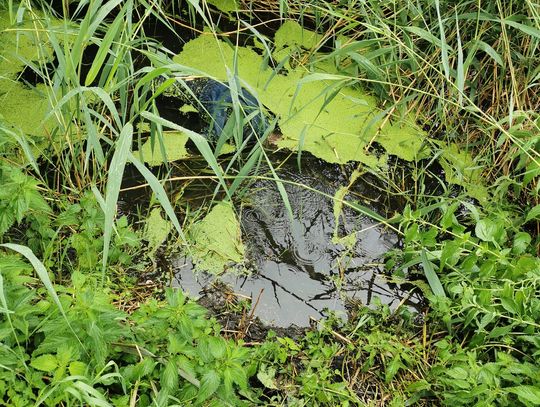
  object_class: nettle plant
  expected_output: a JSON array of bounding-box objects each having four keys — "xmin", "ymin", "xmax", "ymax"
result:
[
  {"xmin": 55, "ymin": 192, "xmax": 140, "ymax": 272},
  {"xmin": 0, "ymin": 164, "xmax": 141, "ymax": 275},
  {"xmin": 0, "ymin": 256, "xmax": 254, "ymax": 406},
  {"xmin": 0, "ymin": 164, "xmax": 54, "ymax": 253},
  {"xmin": 388, "ymin": 195, "xmax": 540, "ymax": 405}
]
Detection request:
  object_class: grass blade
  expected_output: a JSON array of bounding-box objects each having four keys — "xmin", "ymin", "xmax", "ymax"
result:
[
  {"xmin": 85, "ymin": 6, "xmax": 125, "ymax": 86},
  {"xmin": 472, "ymin": 39, "xmax": 503, "ymax": 66},
  {"xmin": 420, "ymin": 249, "xmax": 446, "ymax": 298},
  {"xmin": 141, "ymin": 111, "xmax": 231, "ymax": 200},
  {"xmin": 435, "ymin": 0, "xmax": 450, "ymax": 80},
  {"xmin": 101, "ymin": 123, "xmax": 133, "ymax": 279},
  {"xmin": 0, "ymin": 243, "xmax": 69, "ymax": 318},
  {"xmin": 455, "ymin": 13, "xmax": 464, "ymax": 106},
  {"xmin": 128, "ymin": 153, "xmax": 186, "ymax": 242}
]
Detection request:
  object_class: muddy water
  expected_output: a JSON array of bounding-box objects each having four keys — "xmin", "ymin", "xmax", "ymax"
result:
[{"xmin": 172, "ymin": 155, "xmax": 422, "ymax": 327}]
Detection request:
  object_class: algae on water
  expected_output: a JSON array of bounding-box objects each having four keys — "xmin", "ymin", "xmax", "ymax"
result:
[
  {"xmin": 274, "ymin": 20, "xmax": 324, "ymax": 51},
  {"xmin": 0, "ymin": 10, "xmax": 57, "ymax": 143},
  {"xmin": 206, "ymin": 0, "xmax": 239, "ymax": 13},
  {"xmin": 174, "ymin": 21, "xmax": 427, "ymax": 167},
  {"xmin": 135, "ymin": 131, "xmax": 190, "ymax": 166},
  {"xmin": 188, "ymin": 202, "xmax": 245, "ymax": 274},
  {"xmin": 144, "ymin": 208, "xmax": 172, "ymax": 256}
]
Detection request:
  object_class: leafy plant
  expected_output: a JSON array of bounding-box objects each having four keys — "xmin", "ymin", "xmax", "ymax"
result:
[
  {"xmin": 387, "ymin": 193, "xmax": 540, "ymax": 405},
  {"xmin": 0, "ymin": 164, "xmax": 53, "ymax": 252}
]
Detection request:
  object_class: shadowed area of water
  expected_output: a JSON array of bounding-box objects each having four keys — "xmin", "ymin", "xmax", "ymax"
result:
[{"xmin": 172, "ymin": 155, "xmax": 423, "ymax": 327}]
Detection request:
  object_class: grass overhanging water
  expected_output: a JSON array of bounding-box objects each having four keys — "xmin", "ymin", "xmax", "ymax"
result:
[{"xmin": 0, "ymin": 0, "xmax": 539, "ymax": 405}]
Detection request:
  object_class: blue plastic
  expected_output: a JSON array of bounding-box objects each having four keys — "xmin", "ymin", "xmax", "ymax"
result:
[{"xmin": 192, "ymin": 79, "xmax": 268, "ymax": 143}]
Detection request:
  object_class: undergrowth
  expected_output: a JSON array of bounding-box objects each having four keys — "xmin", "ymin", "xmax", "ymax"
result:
[{"xmin": 0, "ymin": 0, "xmax": 539, "ymax": 405}]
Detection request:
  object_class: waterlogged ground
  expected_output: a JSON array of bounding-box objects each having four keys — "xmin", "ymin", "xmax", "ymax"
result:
[
  {"xmin": 168, "ymin": 155, "xmax": 422, "ymax": 327},
  {"xmin": 131, "ymin": 23, "xmax": 431, "ymax": 327},
  {"xmin": 0, "ymin": 11, "xmax": 432, "ymax": 327}
]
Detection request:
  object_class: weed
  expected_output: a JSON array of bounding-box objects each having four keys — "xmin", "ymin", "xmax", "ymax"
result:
[{"xmin": 0, "ymin": 0, "xmax": 539, "ymax": 405}]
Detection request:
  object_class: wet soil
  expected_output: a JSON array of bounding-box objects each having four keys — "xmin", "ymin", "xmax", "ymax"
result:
[
  {"xmin": 166, "ymin": 153, "xmax": 424, "ymax": 327},
  {"xmin": 120, "ymin": 152, "xmax": 425, "ymax": 329},
  {"xmin": 197, "ymin": 281, "xmax": 308, "ymax": 342}
]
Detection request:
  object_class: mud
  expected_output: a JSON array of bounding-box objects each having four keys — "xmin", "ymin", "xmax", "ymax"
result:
[{"xmin": 171, "ymin": 153, "xmax": 423, "ymax": 327}]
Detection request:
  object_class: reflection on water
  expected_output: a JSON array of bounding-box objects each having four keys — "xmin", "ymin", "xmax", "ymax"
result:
[{"xmin": 173, "ymin": 156, "xmax": 422, "ymax": 327}]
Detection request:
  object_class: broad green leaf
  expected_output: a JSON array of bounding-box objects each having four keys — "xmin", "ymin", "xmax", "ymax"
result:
[
  {"xmin": 513, "ymin": 232, "xmax": 532, "ymax": 254},
  {"xmin": 177, "ymin": 356, "xmax": 200, "ymax": 387},
  {"xmin": 229, "ymin": 365, "xmax": 248, "ymax": 389},
  {"xmin": 197, "ymin": 370, "xmax": 221, "ymax": 403},
  {"xmin": 420, "ymin": 250, "xmax": 446, "ymax": 298},
  {"xmin": 475, "ymin": 218, "xmax": 506, "ymax": 244},
  {"xmin": 477, "ymin": 312, "xmax": 495, "ymax": 331},
  {"xmin": 31, "ymin": 354, "xmax": 58, "ymax": 372},
  {"xmin": 525, "ymin": 205, "xmax": 540, "ymax": 222},
  {"xmin": 161, "ymin": 359, "xmax": 179, "ymax": 391},
  {"xmin": 208, "ymin": 336, "xmax": 226, "ymax": 359},
  {"xmin": 445, "ymin": 366, "xmax": 468, "ymax": 380},
  {"xmin": 508, "ymin": 386, "xmax": 540, "ymax": 404},
  {"xmin": 487, "ymin": 324, "xmax": 513, "ymax": 339},
  {"xmin": 500, "ymin": 297, "xmax": 519, "ymax": 315},
  {"xmin": 257, "ymin": 365, "xmax": 278, "ymax": 389},
  {"xmin": 69, "ymin": 361, "xmax": 87, "ymax": 376}
]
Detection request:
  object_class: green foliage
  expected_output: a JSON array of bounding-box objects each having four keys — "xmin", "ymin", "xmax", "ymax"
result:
[
  {"xmin": 251, "ymin": 308, "xmax": 429, "ymax": 405},
  {"xmin": 0, "ymin": 0, "xmax": 538, "ymax": 406},
  {"xmin": 56, "ymin": 192, "xmax": 140, "ymax": 271},
  {"xmin": 128, "ymin": 289, "xmax": 252, "ymax": 405},
  {"xmin": 0, "ymin": 164, "xmax": 53, "ymax": 252},
  {"xmin": 388, "ymin": 195, "xmax": 540, "ymax": 405},
  {"xmin": 0, "ymin": 257, "xmax": 254, "ymax": 406}
]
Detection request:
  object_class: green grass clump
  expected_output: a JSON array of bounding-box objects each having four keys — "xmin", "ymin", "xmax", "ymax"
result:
[{"xmin": 0, "ymin": 0, "xmax": 539, "ymax": 405}]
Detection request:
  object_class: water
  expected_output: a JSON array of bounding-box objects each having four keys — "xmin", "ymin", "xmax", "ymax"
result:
[{"xmin": 172, "ymin": 155, "xmax": 422, "ymax": 327}]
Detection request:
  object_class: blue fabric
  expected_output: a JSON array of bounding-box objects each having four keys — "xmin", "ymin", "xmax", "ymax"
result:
[{"xmin": 194, "ymin": 80, "xmax": 268, "ymax": 142}]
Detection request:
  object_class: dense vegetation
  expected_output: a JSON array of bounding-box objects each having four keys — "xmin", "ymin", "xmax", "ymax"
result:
[{"xmin": 0, "ymin": 0, "xmax": 538, "ymax": 405}]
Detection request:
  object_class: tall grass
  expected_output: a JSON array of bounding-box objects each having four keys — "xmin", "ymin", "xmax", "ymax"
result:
[
  {"xmin": 244, "ymin": 0, "xmax": 539, "ymax": 203},
  {"xmin": 0, "ymin": 0, "xmax": 539, "ymax": 405}
]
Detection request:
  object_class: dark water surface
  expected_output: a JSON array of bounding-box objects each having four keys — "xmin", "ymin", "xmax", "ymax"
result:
[{"xmin": 170, "ymin": 155, "xmax": 422, "ymax": 327}]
